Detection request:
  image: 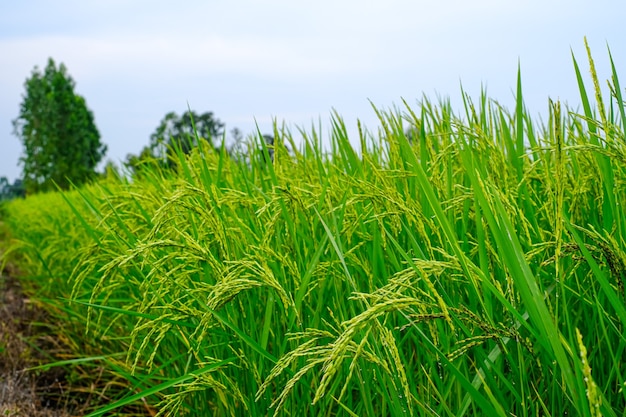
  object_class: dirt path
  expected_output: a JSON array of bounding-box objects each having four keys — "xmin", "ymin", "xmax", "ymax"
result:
[
  {"xmin": 0, "ymin": 257, "xmax": 74, "ymax": 416},
  {"xmin": 0, "ymin": 220, "xmax": 156, "ymax": 417}
]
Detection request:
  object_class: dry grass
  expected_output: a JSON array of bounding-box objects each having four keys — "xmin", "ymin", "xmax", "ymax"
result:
[{"xmin": 0, "ymin": 262, "xmax": 71, "ymax": 417}]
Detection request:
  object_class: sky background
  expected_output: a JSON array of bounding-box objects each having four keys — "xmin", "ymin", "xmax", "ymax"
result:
[{"xmin": 2, "ymin": 1, "xmax": 625, "ymax": 182}]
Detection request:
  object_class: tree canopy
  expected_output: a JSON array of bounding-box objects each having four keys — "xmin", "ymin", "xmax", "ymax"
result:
[
  {"xmin": 123, "ymin": 109, "xmax": 284, "ymax": 177},
  {"xmin": 126, "ymin": 110, "xmax": 225, "ymax": 173},
  {"xmin": 151, "ymin": 110, "xmax": 224, "ymax": 161},
  {"xmin": 12, "ymin": 58, "xmax": 107, "ymax": 193},
  {"xmin": 0, "ymin": 177, "xmax": 25, "ymax": 201}
]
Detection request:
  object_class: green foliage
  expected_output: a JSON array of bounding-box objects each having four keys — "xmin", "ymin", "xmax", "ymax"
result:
[
  {"xmin": 152, "ymin": 110, "xmax": 225, "ymax": 154},
  {"xmin": 123, "ymin": 145, "xmax": 163, "ymax": 178},
  {"xmin": 12, "ymin": 58, "xmax": 107, "ymax": 194},
  {"xmin": 126, "ymin": 110, "xmax": 225, "ymax": 173},
  {"xmin": 3, "ymin": 43, "xmax": 626, "ymax": 416},
  {"xmin": 0, "ymin": 177, "xmax": 25, "ymax": 202}
]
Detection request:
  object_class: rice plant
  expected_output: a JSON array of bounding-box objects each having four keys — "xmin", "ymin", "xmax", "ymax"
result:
[{"xmin": 2, "ymin": 40, "xmax": 625, "ymax": 416}]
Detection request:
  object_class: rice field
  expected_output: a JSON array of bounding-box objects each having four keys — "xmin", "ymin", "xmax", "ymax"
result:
[{"xmin": 2, "ymin": 42, "xmax": 626, "ymax": 416}]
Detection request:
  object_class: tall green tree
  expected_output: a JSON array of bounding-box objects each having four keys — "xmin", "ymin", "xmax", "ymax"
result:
[
  {"xmin": 12, "ymin": 58, "xmax": 107, "ymax": 193},
  {"xmin": 126, "ymin": 110, "xmax": 225, "ymax": 173},
  {"xmin": 151, "ymin": 110, "xmax": 224, "ymax": 161}
]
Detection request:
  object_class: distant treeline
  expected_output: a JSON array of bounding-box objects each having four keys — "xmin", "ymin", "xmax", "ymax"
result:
[{"xmin": 0, "ymin": 177, "xmax": 25, "ymax": 202}]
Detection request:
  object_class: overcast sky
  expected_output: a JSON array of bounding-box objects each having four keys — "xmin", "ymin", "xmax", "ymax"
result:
[{"xmin": 1, "ymin": 1, "xmax": 625, "ymax": 182}]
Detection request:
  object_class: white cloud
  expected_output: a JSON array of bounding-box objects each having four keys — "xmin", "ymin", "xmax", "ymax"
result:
[
  {"xmin": 1, "ymin": 0, "xmax": 625, "ymax": 182},
  {"xmin": 0, "ymin": 33, "xmax": 381, "ymax": 85}
]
